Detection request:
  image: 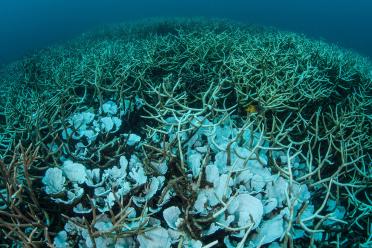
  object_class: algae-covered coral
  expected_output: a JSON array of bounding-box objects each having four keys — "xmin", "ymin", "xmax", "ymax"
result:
[{"xmin": 0, "ymin": 18, "xmax": 371, "ymax": 247}]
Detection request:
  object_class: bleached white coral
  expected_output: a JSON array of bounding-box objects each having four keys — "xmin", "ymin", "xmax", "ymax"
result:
[
  {"xmin": 187, "ymin": 151, "xmax": 202, "ymax": 178},
  {"xmin": 163, "ymin": 206, "xmax": 182, "ymax": 230},
  {"xmin": 253, "ymin": 211, "xmax": 286, "ymax": 245},
  {"xmin": 94, "ymin": 215, "xmax": 114, "ymax": 231},
  {"xmin": 54, "ymin": 184, "xmax": 84, "ymax": 205},
  {"xmin": 49, "ymin": 110, "xmax": 317, "ymax": 247},
  {"xmin": 85, "ymin": 168, "xmax": 105, "ymax": 187},
  {"xmin": 129, "ymin": 155, "xmax": 147, "ymax": 185},
  {"xmin": 137, "ymin": 227, "xmax": 171, "ymax": 248},
  {"xmin": 53, "ymin": 230, "xmax": 68, "ymax": 248},
  {"xmin": 134, "ymin": 176, "xmax": 165, "ymax": 206},
  {"xmin": 42, "ymin": 167, "xmax": 66, "ymax": 195},
  {"xmin": 228, "ymin": 193, "xmax": 263, "ymax": 230},
  {"xmin": 73, "ymin": 203, "xmax": 92, "ymax": 214},
  {"xmin": 101, "ymin": 100, "xmax": 118, "ymax": 115},
  {"xmin": 126, "ymin": 133, "xmax": 141, "ymax": 146},
  {"xmin": 100, "ymin": 117, "xmax": 115, "ymax": 132},
  {"xmin": 99, "ymin": 116, "xmax": 122, "ymax": 133},
  {"xmin": 69, "ymin": 112, "xmax": 95, "ymax": 130},
  {"xmin": 62, "ymin": 160, "xmax": 87, "ymax": 184}
]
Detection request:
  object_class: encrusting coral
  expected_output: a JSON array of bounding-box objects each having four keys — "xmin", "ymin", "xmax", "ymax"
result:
[{"xmin": 0, "ymin": 18, "xmax": 371, "ymax": 247}]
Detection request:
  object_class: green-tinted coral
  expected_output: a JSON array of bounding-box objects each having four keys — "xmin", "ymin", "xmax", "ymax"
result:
[{"xmin": 0, "ymin": 18, "xmax": 371, "ymax": 247}]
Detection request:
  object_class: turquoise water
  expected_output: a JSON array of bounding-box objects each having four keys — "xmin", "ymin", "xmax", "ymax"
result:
[{"xmin": 1, "ymin": 0, "xmax": 372, "ymax": 65}]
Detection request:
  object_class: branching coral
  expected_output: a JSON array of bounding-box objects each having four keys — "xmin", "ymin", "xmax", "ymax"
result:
[{"xmin": 0, "ymin": 18, "xmax": 371, "ymax": 247}]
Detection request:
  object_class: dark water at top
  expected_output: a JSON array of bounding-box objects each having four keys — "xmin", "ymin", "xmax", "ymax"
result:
[{"xmin": 1, "ymin": 0, "xmax": 371, "ymax": 65}]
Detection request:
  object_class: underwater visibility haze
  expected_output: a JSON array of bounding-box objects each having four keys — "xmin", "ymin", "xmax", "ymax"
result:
[
  {"xmin": 0, "ymin": 1, "xmax": 371, "ymax": 247},
  {"xmin": 1, "ymin": 0, "xmax": 372, "ymax": 64}
]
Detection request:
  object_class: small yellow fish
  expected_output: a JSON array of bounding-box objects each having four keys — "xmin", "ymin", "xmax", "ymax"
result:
[{"xmin": 245, "ymin": 104, "xmax": 258, "ymax": 113}]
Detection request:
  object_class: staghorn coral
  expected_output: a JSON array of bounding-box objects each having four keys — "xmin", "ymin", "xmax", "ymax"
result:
[{"xmin": 0, "ymin": 18, "xmax": 371, "ymax": 247}]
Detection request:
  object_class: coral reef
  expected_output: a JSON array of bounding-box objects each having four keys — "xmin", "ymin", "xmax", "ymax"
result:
[{"xmin": 0, "ymin": 18, "xmax": 371, "ymax": 247}]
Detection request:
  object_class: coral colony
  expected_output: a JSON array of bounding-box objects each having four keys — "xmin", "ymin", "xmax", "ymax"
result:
[{"xmin": 0, "ymin": 19, "xmax": 371, "ymax": 247}]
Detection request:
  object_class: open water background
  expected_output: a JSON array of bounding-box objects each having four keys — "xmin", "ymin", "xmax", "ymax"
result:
[{"xmin": 1, "ymin": 0, "xmax": 371, "ymax": 66}]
